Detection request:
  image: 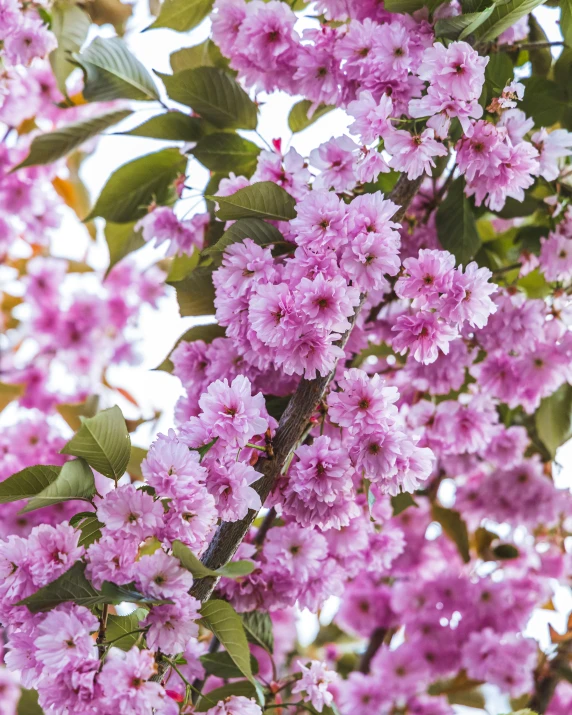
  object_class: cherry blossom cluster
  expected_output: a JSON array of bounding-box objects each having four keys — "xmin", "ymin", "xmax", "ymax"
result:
[{"xmin": 0, "ymin": 0, "xmax": 56, "ymax": 74}]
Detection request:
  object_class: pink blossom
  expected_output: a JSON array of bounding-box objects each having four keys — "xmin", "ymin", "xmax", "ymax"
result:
[
  {"xmin": 417, "ymin": 41, "xmax": 488, "ymax": 101},
  {"xmin": 99, "ymin": 648, "xmax": 168, "ymax": 715},
  {"xmin": 207, "ymin": 460, "xmax": 262, "ymax": 521},
  {"xmin": 135, "ymin": 549, "xmax": 194, "ymax": 598},
  {"xmin": 27, "ymin": 523, "xmax": 84, "ymax": 588},
  {"xmin": 290, "ymin": 189, "xmax": 347, "ymax": 251},
  {"xmin": 292, "ymin": 660, "xmax": 338, "ymax": 712},
  {"xmin": 347, "ymin": 91, "xmax": 393, "ymax": 144},
  {"xmin": 532, "ymin": 128, "xmax": 572, "ymax": 181},
  {"xmin": 440, "ymin": 262, "xmax": 497, "ymax": 329},
  {"xmin": 205, "ymin": 695, "xmax": 262, "ymax": 715},
  {"xmin": 199, "ymin": 375, "xmax": 269, "ymax": 447},
  {"xmin": 328, "ymin": 368, "xmax": 398, "ymax": 433},
  {"xmin": 395, "ymin": 249, "xmax": 455, "ymax": 307},
  {"xmin": 96, "ymin": 484, "xmax": 164, "ymax": 540},
  {"xmin": 310, "ymin": 136, "xmax": 358, "ymax": 192},
  {"xmin": 540, "ymin": 232, "xmax": 572, "ymax": 282},
  {"xmin": 297, "ymin": 273, "xmax": 360, "ymax": 332},
  {"xmin": 385, "ymin": 128, "xmax": 447, "ymax": 180},
  {"xmin": 392, "ymin": 312, "xmax": 457, "ymax": 364},
  {"xmin": 145, "ymin": 594, "xmax": 201, "ymax": 654},
  {"xmin": 34, "ymin": 607, "xmax": 98, "ymax": 672},
  {"xmin": 142, "ymin": 430, "xmax": 207, "ymax": 498},
  {"xmin": 263, "ymin": 524, "xmax": 327, "ymax": 581}
]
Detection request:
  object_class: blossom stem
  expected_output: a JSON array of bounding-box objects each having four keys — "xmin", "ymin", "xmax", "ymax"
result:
[
  {"xmin": 496, "ymin": 40, "xmax": 564, "ymax": 53},
  {"xmin": 246, "ymin": 442, "xmax": 268, "ymax": 452},
  {"xmin": 163, "ymin": 656, "xmax": 211, "ymax": 704},
  {"xmin": 492, "ymin": 262, "xmax": 522, "ymax": 276},
  {"xmin": 101, "ymin": 628, "xmax": 148, "ymax": 646}
]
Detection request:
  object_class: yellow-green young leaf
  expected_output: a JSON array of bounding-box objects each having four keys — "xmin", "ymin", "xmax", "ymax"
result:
[
  {"xmin": 203, "ymin": 217, "xmax": 284, "ymax": 256},
  {"xmin": 127, "ymin": 446, "xmax": 148, "ymax": 479},
  {"xmin": 536, "ymin": 384, "xmax": 572, "ymax": 458},
  {"xmin": 0, "ymin": 465, "xmax": 61, "ymax": 504},
  {"xmin": 210, "ymin": 182, "xmax": 297, "ymax": 222},
  {"xmin": 241, "ymin": 611, "xmax": 274, "ymax": 653},
  {"xmin": 288, "ymin": 101, "xmax": 334, "ymax": 133},
  {"xmin": 148, "ymin": 0, "xmax": 213, "ymax": 31},
  {"xmin": 166, "ymin": 251, "xmax": 201, "ymax": 282},
  {"xmin": 61, "ymin": 406, "xmax": 131, "ymax": 481},
  {"xmin": 121, "ymin": 112, "xmax": 204, "ymax": 142},
  {"xmin": 195, "ymin": 682, "xmax": 258, "ymax": 712},
  {"xmin": 192, "ymin": 133, "xmax": 261, "ymax": 175},
  {"xmin": 0, "ymin": 381, "xmax": 24, "ymax": 412},
  {"xmin": 50, "ymin": 4, "xmax": 91, "ymax": 94},
  {"xmin": 170, "ymin": 267, "xmax": 216, "ymax": 317},
  {"xmin": 158, "ymin": 68, "xmax": 257, "ymax": 130},
  {"xmin": 20, "ymin": 459, "xmax": 96, "ymax": 513},
  {"xmin": 154, "ymin": 323, "xmax": 225, "ymax": 371},
  {"xmin": 86, "ymin": 148, "xmax": 187, "ymax": 223},
  {"xmin": 14, "ymin": 110, "xmax": 132, "ymax": 170},
  {"xmin": 105, "ymin": 221, "xmax": 146, "ymax": 273},
  {"xmin": 436, "ymin": 177, "xmax": 481, "ymax": 266},
  {"xmin": 106, "ymin": 608, "xmax": 148, "ymax": 650},
  {"xmin": 170, "ymin": 41, "xmax": 229, "ymax": 72},
  {"xmin": 17, "ymin": 687, "xmax": 43, "ymax": 715},
  {"xmin": 431, "ymin": 504, "xmax": 471, "ymax": 563},
  {"xmin": 18, "ymin": 562, "xmax": 101, "ymax": 613},
  {"xmin": 474, "ymin": 0, "xmax": 548, "ymax": 41},
  {"xmin": 172, "ymin": 540, "xmax": 255, "ymax": 578},
  {"xmin": 199, "ymin": 600, "xmax": 255, "ymax": 686},
  {"xmin": 57, "ymin": 395, "xmax": 100, "ymax": 432},
  {"xmin": 71, "ymin": 37, "xmax": 160, "ymax": 102}
]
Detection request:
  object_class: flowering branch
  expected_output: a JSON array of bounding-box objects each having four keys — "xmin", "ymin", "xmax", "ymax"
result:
[{"xmin": 190, "ymin": 174, "xmax": 423, "ymax": 602}]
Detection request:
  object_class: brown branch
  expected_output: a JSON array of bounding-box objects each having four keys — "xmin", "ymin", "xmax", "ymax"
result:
[
  {"xmin": 254, "ymin": 506, "xmax": 278, "ymax": 547},
  {"xmin": 528, "ymin": 642, "xmax": 572, "ymax": 714},
  {"xmin": 359, "ymin": 627, "xmax": 387, "ymax": 674},
  {"xmin": 97, "ymin": 604, "xmax": 109, "ymax": 657},
  {"xmin": 189, "ymin": 174, "xmax": 424, "ymax": 603}
]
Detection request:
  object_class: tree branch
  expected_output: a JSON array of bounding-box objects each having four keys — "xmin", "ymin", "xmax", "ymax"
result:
[
  {"xmin": 528, "ymin": 642, "xmax": 572, "ymax": 714},
  {"xmin": 359, "ymin": 627, "xmax": 387, "ymax": 674},
  {"xmin": 190, "ymin": 174, "xmax": 424, "ymax": 602}
]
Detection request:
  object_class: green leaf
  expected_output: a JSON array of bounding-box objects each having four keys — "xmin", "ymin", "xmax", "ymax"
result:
[
  {"xmin": 50, "ymin": 5, "xmax": 91, "ymax": 94},
  {"xmin": 72, "ymin": 36, "xmax": 160, "ymax": 102},
  {"xmin": 148, "ymin": 0, "xmax": 213, "ymax": 31},
  {"xmin": 536, "ymin": 383, "xmax": 572, "ymax": 458},
  {"xmin": 86, "ymin": 148, "xmax": 187, "ymax": 223},
  {"xmin": 18, "ymin": 562, "xmax": 101, "ymax": 613},
  {"xmin": 158, "ymin": 68, "xmax": 257, "ymax": 130},
  {"xmin": 288, "ymin": 101, "xmax": 334, "ymax": 133},
  {"xmin": 76, "ymin": 513, "xmax": 104, "ymax": 548},
  {"xmin": 562, "ymin": 0, "xmax": 572, "ymax": 47},
  {"xmin": 106, "ymin": 608, "xmax": 148, "ymax": 650},
  {"xmin": 14, "ymin": 110, "xmax": 132, "ymax": 170},
  {"xmin": 200, "ymin": 651, "xmax": 259, "ymax": 679},
  {"xmin": 169, "ymin": 41, "xmax": 231, "ymax": 73},
  {"xmin": 492, "ymin": 543, "xmax": 520, "ymax": 560},
  {"xmin": 167, "ymin": 251, "xmax": 200, "ymax": 282},
  {"xmin": 203, "ymin": 217, "xmax": 284, "ymax": 256},
  {"xmin": 431, "ymin": 504, "xmax": 470, "ymax": 563},
  {"xmin": 61, "ymin": 405, "xmax": 131, "ymax": 481},
  {"xmin": 241, "ymin": 611, "xmax": 274, "ymax": 653},
  {"xmin": 192, "ymin": 133, "xmax": 261, "ymax": 175},
  {"xmin": 474, "ymin": 0, "xmax": 548, "ymax": 41},
  {"xmin": 122, "ymin": 112, "xmax": 204, "ymax": 142},
  {"xmin": 199, "ymin": 599, "xmax": 259, "ymax": 694},
  {"xmin": 485, "ymin": 52, "xmax": 513, "ymax": 94},
  {"xmin": 435, "ymin": 9, "xmax": 492, "ymax": 40},
  {"xmin": 528, "ymin": 15, "xmax": 552, "ymax": 76},
  {"xmin": 0, "ymin": 465, "xmax": 61, "ymax": 504},
  {"xmin": 195, "ymin": 682, "xmax": 258, "ymax": 712},
  {"xmin": 521, "ymin": 77, "xmax": 569, "ymax": 127},
  {"xmin": 155, "ymin": 323, "xmax": 226, "ymax": 371},
  {"xmin": 20, "ymin": 459, "xmax": 95, "ymax": 513},
  {"xmin": 210, "ymin": 181, "xmax": 296, "ymax": 222},
  {"xmin": 100, "ymin": 581, "xmax": 173, "ymax": 606},
  {"xmin": 391, "ymin": 492, "xmax": 418, "ymax": 516},
  {"xmin": 17, "ymin": 687, "xmax": 43, "ymax": 715},
  {"xmin": 105, "ymin": 221, "xmax": 145, "ymax": 273},
  {"xmin": 436, "ymin": 177, "xmax": 481, "ymax": 266},
  {"xmin": 172, "ymin": 540, "xmax": 255, "ymax": 579},
  {"xmin": 170, "ymin": 267, "xmax": 216, "ymax": 317}
]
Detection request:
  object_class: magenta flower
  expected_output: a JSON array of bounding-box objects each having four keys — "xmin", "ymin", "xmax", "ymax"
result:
[
  {"xmin": 99, "ymin": 648, "xmax": 168, "ymax": 715},
  {"xmin": 199, "ymin": 375, "xmax": 269, "ymax": 447},
  {"xmin": 385, "ymin": 128, "xmax": 447, "ymax": 180},
  {"xmin": 96, "ymin": 484, "xmax": 164, "ymax": 540},
  {"xmin": 310, "ymin": 136, "xmax": 358, "ymax": 192},
  {"xmin": 417, "ymin": 41, "xmax": 488, "ymax": 102},
  {"xmin": 392, "ymin": 311, "xmax": 457, "ymax": 364},
  {"xmin": 34, "ymin": 607, "xmax": 98, "ymax": 672},
  {"xmin": 136, "ymin": 549, "xmax": 194, "ymax": 599},
  {"xmin": 205, "ymin": 695, "xmax": 262, "ymax": 715},
  {"xmin": 328, "ymin": 368, "xmax": 398, "ymax": 433},
  {"xmin": 27, "ymin": 523, "xmax": 84, "ymax": 588},
  {"xmin": 207, "ymin": 460, "xmax": 262, "ymax": 522},
  {"xmin": 292, "ymin": 660, "xmax": 338, "ymax": 712},
  {"xmin": 144, "ymin": 594, "xmax": 201, "ymax": 654}
]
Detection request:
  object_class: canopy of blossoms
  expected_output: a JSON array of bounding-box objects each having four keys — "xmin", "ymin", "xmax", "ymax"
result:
[{"xmin": 3, "ymin": 0, "xmax": 572, "ymax": 714}]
